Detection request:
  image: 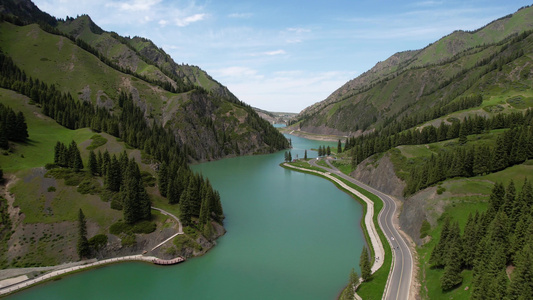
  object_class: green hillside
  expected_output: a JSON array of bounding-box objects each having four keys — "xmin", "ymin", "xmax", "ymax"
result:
[
  {"xmin": 288, "ymin": 6, "xmax": 533, "ymax": 298},
  {"xmin": 294, "ymin": 5, "xmax": 533, "ymax": 136},
  {"xmin": 0, "ymin": 0, "xmax": 288, "ymax": 270},
  {"xmin": 0, "ymin": 19, "xmax": 288, "ymax": 161}
]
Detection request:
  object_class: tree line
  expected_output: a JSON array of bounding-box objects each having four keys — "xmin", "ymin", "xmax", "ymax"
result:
[
  {"xmin": 157, "ymin": 160, "xmax": 223, "ymax": 232},
  {"xmin": 342, "ymin": 107, "xmax": 533, "ymax": 195},
  {"xmin": 54, "ymin": 141, "xmax": 84, "ymax": 171},
  {"xmin": 404, "ymin": 125, "xmax": 533, "ymax": 195},
  {"xmin": 317, "ymin": 145, "xmax": 331, "ymax": 157},
  {"xmin": 0, "ymin": 102, "xmax": 28, "ymax": 149},
  {"xmin": 430, "ymin": 179, "xmax": 533, "ymax": 299},
  {"xmin": 346, "ymin": 109, "xmax": 532, "ymax": 168}
]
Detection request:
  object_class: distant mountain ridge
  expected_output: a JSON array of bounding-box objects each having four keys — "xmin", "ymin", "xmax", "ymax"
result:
[{"xmin": 295, "ymin": 5, "xmax": 533, "ymax": 135}]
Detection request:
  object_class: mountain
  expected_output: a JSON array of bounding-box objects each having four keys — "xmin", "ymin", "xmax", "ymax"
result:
[
  {"xmin": 253, "ymin": 107, "xmax": 297, "ymax": 125},
  {"xmin": 293, "ymin": 5, "xmax": 533, "ymax": 136},
  {"xmin": 0, "ymin": 0, "xmax": 288, "ymax": 161},
  {"xmin": 301, "ymin": 6, "xmax": 533, "ymax": 298},
  {"xmin": 0, "ymin": 0, "xmax": 288, "ymax": 269}
]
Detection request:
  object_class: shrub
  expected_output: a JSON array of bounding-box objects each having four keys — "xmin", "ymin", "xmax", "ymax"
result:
[
  {"xmin": 110, "ymin": 220, "xmax": 156, "ymax": 235},
  {"xmin": 47, "ymin": 186, "xmax": 56, "ymax": 192},
  {"xmin": 110, "ymin": 221, "xmax": 130, "ymax": 235},
  {"xmin": 420, "ymin": 220, "xmax": 431, "ymax": 239},
  {"xmin": 110, "ymin": 199, "xmax": 123, "ymax": 210},
  {"xmin": 86, "ymin": 134, "xmax": 108, "ymax": 150},
  {"xmin": 121, "ymin": 234, "xmax": 136, "ymax": 247},
  {"xmin": 437, "ymin": 186, "xmax": 446, "ymax": 195},
  {"xmin": 77, "ymin": 180, "xmax": 99, "ymax": 194},
  {"xmin": 132, "ymin": 221, "xmax": 156, "ymax": 234},
  {"xmin": 65, "ymin": 176, "xmax": 83, "ymax": 186},
  {"xmin": 88, "ymin": 234, "xmax": 108, "ymax": 250},
  {"xmin": 44, "ymin": 163, "xmax": 58, "ymax": 170},
  {"xmin": 141, "ymin": 171, "xmax": 156, "ymax": 187},
  {"xmin": 184, "ymin": 226, "xmax": 199, "ymax": 239}
]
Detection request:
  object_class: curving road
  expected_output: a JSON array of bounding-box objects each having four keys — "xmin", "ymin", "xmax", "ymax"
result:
[{"xmin": 308, "ymin": 158, "xmax": 413, "ymax": 300}]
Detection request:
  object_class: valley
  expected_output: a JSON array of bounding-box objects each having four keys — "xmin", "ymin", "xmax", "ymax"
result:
[{"xmin": 1, "ymin": 1, "xmax": 533, "ymax": 299}]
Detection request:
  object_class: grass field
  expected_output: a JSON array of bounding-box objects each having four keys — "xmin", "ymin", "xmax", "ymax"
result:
[{"xmin": 0, "ymin": 88, "xmax": 94, "ymax": 172}]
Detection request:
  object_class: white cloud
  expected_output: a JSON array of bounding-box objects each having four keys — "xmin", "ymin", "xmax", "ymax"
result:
[
  {"xmin": 412, "ymin": 1, "xmax": 443, "ymax": 7},
  {"xmin": 287, "ymin": 27, "xmax": 311, "ymax": 34},
  {"xmin": 158, "ymin": 19, "xmax": 168, "ymax": 26},
  {"xmin": 216, "ymin": 69, "xmax": 354, "ymax": 112},
  {"xmin": 175, "ymin": 13, "xmax": 207, "ymax": 27},
  {"xmin": 213, "ymin": 66, "xmax": 262, "ymax": 79},
  {"xmin": 228, "ymin": 12, "xmax": 253, "ymax": 19},
  {"xmin": 264, "ymin": 50, "xmax": 286, "ymax": 56},
  {"xmin": 106, "ymin": 0, "xmax": 161, "ymax": 12},
  {"xmin": 246, "ymin": 49, "xmax": 287, "ymax": 58}
]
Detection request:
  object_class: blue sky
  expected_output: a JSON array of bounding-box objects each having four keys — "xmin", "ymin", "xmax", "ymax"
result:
[{"xmin": 33, "ymin": 0, "xmax": 531, "ymax": 112}]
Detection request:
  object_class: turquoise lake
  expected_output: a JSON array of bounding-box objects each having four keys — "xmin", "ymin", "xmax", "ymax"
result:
[{"xmin": 10, "ymin": 134, "xmax": 364, "ymax": 300}]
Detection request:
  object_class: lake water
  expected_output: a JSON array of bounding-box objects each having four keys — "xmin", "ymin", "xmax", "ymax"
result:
[{"xmin": 10, "ymin": 135, "xmax": 364, "ymax": 300}]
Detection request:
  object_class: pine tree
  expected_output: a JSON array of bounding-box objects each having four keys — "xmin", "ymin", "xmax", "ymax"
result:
[
  {"xmin": 304, "ymin": 149, "xmax": 308, "ymax": 160},
  {"xmin": 70, "ymin": 141, "xmax": 83, "ymax": 171},
  {"xmin": 506, "ymin": 244, "xmax": 533, "ymax": 300},
  {"xmin": 14, "ymin": 111, "xmax": 28, "ymax": 141},
  {"xmin": 359, "ymin": 246, "xmax": 372, "ymax": 281},
  {"xmin": 212, "ymin": 190, "xmax": 223, "ymax": 221},
  {"xmin": 349, "ymin": 268, "xmax": 359, "ymax": 297},
  {"xmin": 337, "ymin": 140, "xmax": 342, "ymax": 154},
  {"xmin": 430, "ymin": 217, "xmax": 451, "ymax": 268},
  {"xmin": 458, "ymin": 123, "xmax": 468, "ymax": 144},
  {"xmin": 158, "ymin": 162, "xmax": 169, "ymax": 197},
  {"xmin": 96, "ymin": 151, "xmax": 103, "ymax": 175},
  {"xmin": 492, "ymin": 135, "xmax": 508, "ymax": 171},
  {"xmin": 137, "ymin": 177, "xmax": 151, "ymax": 221},
  {"xmin": 0, "ymin": 124, "xmax": 8, "ymax": 149},
  {"xmin": 179, "ymin": 180, "xmax": 195, "ymax": 226},
  {"xmin": 440, "ymin": 237, "xmax": 462, "ymax": 290},
  {"xmin": 199, "ymin": 188, "xmax": 212, "ymax": 226},
  {"xmin": 167, "ymin": 177, "xmax": 180, "ymax": 204},
  {"xmin": 107, "ymin": 156, "xmax": 122, "ymax": 192},
  {"xmin": 77, "ymin": 209, "xmax": 90, "ymax": 259},
  {"xmin": 326, "ymin": 146, "xmax": 331, "ymax": 156},
  {"xmin": 462, "ymin": 213, "xmax": 478, "ymax": 268},
  {"xmin": 487, "ymin": 182, "xmax": 506, "ymax": 218},
  {"xmin": 88, "ymin": 150, "xmax": 98, "ymax": 175},
  {"xmin": 490, "ymin": 269, "xmax": 509, "ymax": 299}
]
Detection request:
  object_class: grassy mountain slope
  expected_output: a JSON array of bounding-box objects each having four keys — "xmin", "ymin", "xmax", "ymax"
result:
[
  {"xmin": 295, "ymin": 5, "xmax": 533, "ymax": 136},
  {"xmin": 0, "ymin": 88, "xmax": 220, "ymax": 267},
  {"xmin": 0, "ymin": 19, "xmax": 287, "ymax": 161},
  {"xmin": 57, "ymin": 15, "xmax": 177, "ymax": 89},
  {"xmin": 56, "ymin": 14, "xmax": 236, "ymax": 100}
]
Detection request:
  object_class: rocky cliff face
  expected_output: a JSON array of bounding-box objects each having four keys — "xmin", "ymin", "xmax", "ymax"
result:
[
  {"xmin": 350, "ymin": 154, "xmax": 405, "ymax": 198},
  {"xmin": 350, "ymin": 153, "xmax": 429, "ymax": 245}
]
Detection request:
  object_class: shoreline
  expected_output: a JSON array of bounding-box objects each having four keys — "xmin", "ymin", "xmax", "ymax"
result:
[
  {"xmin": 281, "ymin": 163, "xmax": 385, "ymax": 272},
  {"xmin": 0, "ymin": 255, "xmax": 185, "ymax": 296},
  {"xmin": 279, "ymin": 128, "xmax": 346, "ymax": 142},
  {"xmin": 0, "ymin": 205, "xmax": 189, "ymax": 297}
]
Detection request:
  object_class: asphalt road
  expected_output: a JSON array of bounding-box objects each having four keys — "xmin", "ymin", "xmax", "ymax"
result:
[{"xmin": 309, "ymin": 158, "xmax": 412, "ymax": 300}]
